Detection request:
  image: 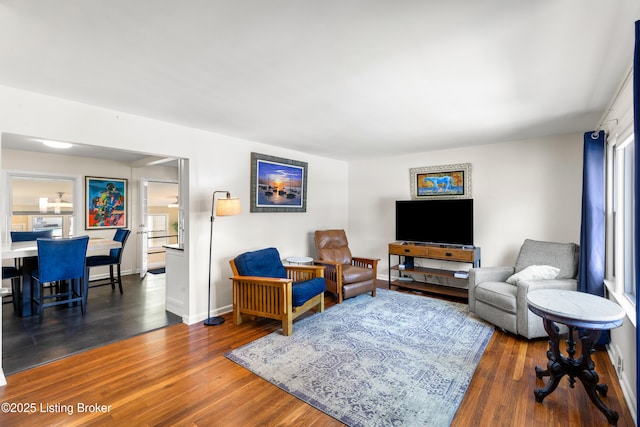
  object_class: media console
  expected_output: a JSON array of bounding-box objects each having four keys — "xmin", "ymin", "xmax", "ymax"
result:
[{"xmin": 388, "ymin": 242, "xmax": 481, "ymax": 299}]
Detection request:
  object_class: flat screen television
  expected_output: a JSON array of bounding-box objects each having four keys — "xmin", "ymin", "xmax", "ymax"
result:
[{"xmin": 395, "ymin": 199, "xmax": 474, "ymax": 246}]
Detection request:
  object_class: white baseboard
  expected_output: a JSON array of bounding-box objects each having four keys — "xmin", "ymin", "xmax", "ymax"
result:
[
  {"xmin": 88, "ymin": 268, "xmax": 134, "ymax": 282},
  {"xmin": 183, "ymin": 305, "xmax": 233, "ymax": 325},
  {"xmin": 606, "ymin": 344, "xmax": 637, "ymax": 425}
]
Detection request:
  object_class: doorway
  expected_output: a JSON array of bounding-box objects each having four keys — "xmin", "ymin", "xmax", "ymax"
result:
[
  {"xmin": 144, "ymin": 181, "xmax": 179, "ymax": 273},
  {"xmin": 1, "ymin": 133, "xmax": 189, "ymax": 377}
]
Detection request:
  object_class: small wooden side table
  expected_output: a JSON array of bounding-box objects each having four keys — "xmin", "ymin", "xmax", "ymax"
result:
[{"xmin": 527, "ymin": 289, "xmax": 625, "ymax": 426}]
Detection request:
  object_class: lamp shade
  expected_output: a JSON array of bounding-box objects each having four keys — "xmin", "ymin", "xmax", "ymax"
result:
[{"xmin": 216, "ymin": 197, "xmax": 241, "ymax": 216}]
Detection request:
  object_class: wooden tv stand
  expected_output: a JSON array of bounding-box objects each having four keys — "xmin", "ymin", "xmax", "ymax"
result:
[{"xmin": 388, "ymin": 242, "xmax": 481, "ymax": 300}]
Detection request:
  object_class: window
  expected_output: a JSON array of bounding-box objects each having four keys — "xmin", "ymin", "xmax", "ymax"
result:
[
  {"xmin": 147, "ymin": 214, "xmax": 169, "ymax": 248},
  {"xmin": 9, "ymin": 175, "xmax": 76, "ymax": 238},
  {"xmin": 606, "ymin": 122, "xmax": 636, "ymax": 310}
]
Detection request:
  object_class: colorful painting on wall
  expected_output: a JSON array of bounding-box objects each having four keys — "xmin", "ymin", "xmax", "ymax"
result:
[
  {"xmin": 409, "ymin": 163, "xmax": 472, "ymax": 199},
  {"xmin": 250, "ymin": 152, "xmax": 307, "ymax": 212},
  {"xmin": 85, "ymin": 176, "xmax": 127, "ymax": 229}
]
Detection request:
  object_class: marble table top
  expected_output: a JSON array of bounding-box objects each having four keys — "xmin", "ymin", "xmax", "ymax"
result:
[
  {"xmin": 285, "ymin": 256, "xmax": 314, "ymax": 264},
  {"xmin": 2, "ymin": 238, "xmax": 121, "ymax": 260},
  {"xmin": 527, "ymin": 289, "xmax": 625, "ymax": 330}
]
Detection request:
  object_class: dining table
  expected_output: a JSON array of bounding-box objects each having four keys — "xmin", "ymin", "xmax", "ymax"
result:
[{"xmin": 2, "ymin": 237, "xmax": 122, "ymax": 317}]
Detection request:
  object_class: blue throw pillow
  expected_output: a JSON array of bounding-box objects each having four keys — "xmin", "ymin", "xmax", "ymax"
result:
[{"xmin": 234, "ymin": 247, "xmax": 287, "ymax": 279}]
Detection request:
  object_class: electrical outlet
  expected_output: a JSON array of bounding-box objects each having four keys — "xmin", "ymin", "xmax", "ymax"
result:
[{"xmin": 616, "ymin": 355, "xmax": 624, "ymax": 375}]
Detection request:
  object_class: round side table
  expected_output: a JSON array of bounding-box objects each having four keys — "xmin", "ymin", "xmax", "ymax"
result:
[
  {"xmin": 527, "ymin": 289, "xmax": 625, "ymax": 426},
  {"xmin": 285, "ymin": 256, "xmax": 314, "ymax": 265}
]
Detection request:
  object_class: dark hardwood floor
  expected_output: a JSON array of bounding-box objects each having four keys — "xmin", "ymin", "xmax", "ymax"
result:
[
  {"xmin": 0, "ymin": 283, "xmax": 634, "ymax": 426},
  {"xmin": 2, "ymin": 272, "xmax": 181, "ymax": 375}
]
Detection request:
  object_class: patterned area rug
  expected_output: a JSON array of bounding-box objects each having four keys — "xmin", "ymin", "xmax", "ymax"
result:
[{"xmin": 225, "ymin": 289, "xmax": 494, "ymax": 427}]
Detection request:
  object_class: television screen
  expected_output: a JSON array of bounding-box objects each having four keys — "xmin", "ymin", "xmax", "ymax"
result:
[{"xmin": 395, "ymin": 199, "xmax": 474, "ymax": 246}]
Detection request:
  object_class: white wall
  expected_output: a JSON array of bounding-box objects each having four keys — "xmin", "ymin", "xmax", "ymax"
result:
[
  {"xmin": 347, "ymin": 133, "xmax": 584, "ymax": 272},
  {"xmin": 0, "ymin": 85, "xmax": 349, "ymax": 325}
]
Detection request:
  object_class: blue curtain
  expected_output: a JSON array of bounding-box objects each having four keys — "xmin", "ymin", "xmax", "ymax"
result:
[
  {"xmin": 578, "ymin": 130, "xmax": 607, "ymax": 346},
  {"xmin": 633, "ymin": 19, "xmax": 639, "ymax": 406},
  {"xmin": 578, "ymin": 130, "xmax": 606, "ymax": 297}
]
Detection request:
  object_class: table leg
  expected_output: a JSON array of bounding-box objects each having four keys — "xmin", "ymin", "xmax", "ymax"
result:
[
  {"xmin": 576, "ymin": 328, "xmax": 618, "ymax": 426},
  {"xmin": 534, "ymin": 319, "xmax": 619, "ymax": 426},
  {"xmin": 19, "ymin": 256, "xmax": 38, "ymax": 317},
  {"xmin": 534, "ymin": 318, "xmax": 566, "ymax": 401}
]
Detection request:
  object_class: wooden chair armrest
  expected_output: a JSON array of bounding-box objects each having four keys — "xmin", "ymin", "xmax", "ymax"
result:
[
  {"xmin": 313, "ymin": 260, "xmax": 341, "ymax": 275},
  {"xmin": 352, "ymin": 257, "xmax": 379, "ymax": 268},
  {"xmin": 285, "ymin": 265, "xmax": 325, "ymax": 273},
  {"xmin": 285, "ymin": 265, "xmax": 326, "ymax": 279},
  {"xmin": 313, "ymin": 259, "xmax": 341, "ymax": 267},
  {"xmin": 230, "ymin": 276, "xmax": 292, "ymax": 286}
]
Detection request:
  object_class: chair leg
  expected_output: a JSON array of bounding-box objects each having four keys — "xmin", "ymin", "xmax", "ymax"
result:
[
  {"xmin": 318, "ymin": 294, "xmax": 325, "ymax": 313},
  {"xmin": 282, "ymin": 314, "xmax": 293, "ymax": 336},
  {"xmin": 83, "ymin": 267, "xmax": 89, "ymax": 308},
  {"xmin": 79, "ymin": 278, "xmax": 86, "ymax": 315},
  {"xmin": 234, "ymin": 306, "xmax": 243, "ymax": 326},
  {"xmin": 38, "ymin": 283, "xmax": 44, "ymax": 324},
  {"xmin": 109, "ymin": 265, "xmax": 116, "ymax": 290},
  {"xmin": 117, "ymin": 264, "xmax": 123, "ymax": 294},
  {"xmin": 31, "ymin": 278, "xmax": 41, "ymax": 323},
  {"xmin": 11, "ymin": 276, "xmax": 19, "ymax": 313}
]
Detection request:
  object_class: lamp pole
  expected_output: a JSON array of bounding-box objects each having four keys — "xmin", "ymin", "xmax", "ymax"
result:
[{"xmin": 204, "ymin": 191, "xmax": 240, "ymax": 326}]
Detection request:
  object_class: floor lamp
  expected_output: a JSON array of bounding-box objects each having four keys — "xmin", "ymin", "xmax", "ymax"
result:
[{"xmin": 204, "ymin": 191, "xmax": 241, "ymax": 326}]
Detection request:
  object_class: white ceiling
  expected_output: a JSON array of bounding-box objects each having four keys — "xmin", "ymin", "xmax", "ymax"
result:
[
  {"xmin": 1, "ymin": 133, "xmax": 171, "ymax": 164},
  {"xmin": 0, "ymin": 1, "xmax": 638, "ymax": 160}
]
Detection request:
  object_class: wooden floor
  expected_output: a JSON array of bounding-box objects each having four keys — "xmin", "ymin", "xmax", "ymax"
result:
[
  {"xmin": 0, "ymin": 289, "xmax": 634, "ymax": 426},
  {"xmin": 2, "ymin": 272, "xmax": 181, "ymax": 375}
]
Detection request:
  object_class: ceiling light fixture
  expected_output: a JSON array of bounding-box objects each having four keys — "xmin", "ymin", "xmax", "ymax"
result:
[
  {"xmin": 168, "ymin": 196, "xmax": 179, "ymax": 208},
  {"xmin": 47, "ymin": 192, "xmax": 73, "ymax": 213},
  {"xmin": 41, "ymin": 140, "xmax": 72, "ymax": 149}
]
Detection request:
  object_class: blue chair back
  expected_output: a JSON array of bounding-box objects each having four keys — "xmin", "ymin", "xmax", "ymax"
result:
[
  {"xmin": 36, "ymin": 236, "xmax": 89, "ymax": 283},
  {"xmin": 109, "ymin": 229, "xmax": 131, "ymax": 261},
  {"xmin": 234, "ymin": 247, "xmax": 287, "ymax": 279},
  {"xmin": 2, "ymin": 266, "xmax": 19, "ymax": 280},
  {"xmin": 11, "ymin": 229, "xmax": 53, "ymax": 242}
]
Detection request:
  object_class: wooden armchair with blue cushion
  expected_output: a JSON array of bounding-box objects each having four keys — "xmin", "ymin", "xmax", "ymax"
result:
[{"xmin": 229, "ymin": 247, "xmax": 326, "ymax": 336}]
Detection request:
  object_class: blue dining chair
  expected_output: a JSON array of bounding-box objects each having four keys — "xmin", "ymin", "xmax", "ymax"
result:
[
  {"xmin": 86, "ymin": 229, "xmax": 131, "ymax": 294},
  {"xmin": 10, "ymin": 229, "xmax": 57, "ymax": 295},
  {"xmin": 10, "ymin": 230, "xmax": 54, "ymax": 242},
  {"xmin": 31, "ymin": 236, "xmax": 89, "ymax": 323},
  {"xmin": 5, "ymin": 229, "xmax": 57, "ymax": 313}
]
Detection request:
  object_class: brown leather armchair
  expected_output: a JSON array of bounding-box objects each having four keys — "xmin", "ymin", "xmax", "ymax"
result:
[{"xmin": 314, "ymin": 229, "xmax": 378, "ymax": 303}]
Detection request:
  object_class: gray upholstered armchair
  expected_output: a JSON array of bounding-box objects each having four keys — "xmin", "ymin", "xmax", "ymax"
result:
[{"xmin": 468, "ymin": 239, "xmax": 580, "ymax": 339}]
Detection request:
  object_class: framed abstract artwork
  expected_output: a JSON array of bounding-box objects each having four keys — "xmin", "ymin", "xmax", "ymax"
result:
[
  {"xmin": 250, "ymin": 152, "xmax": 307, "ymax": 213},
  {"xmin": 409, "ymin": 163, "xmax": 472, "ymax": 200},
  {"xmin": 85, "ymin": 176, "xmax": 127, "ymax": 229}
]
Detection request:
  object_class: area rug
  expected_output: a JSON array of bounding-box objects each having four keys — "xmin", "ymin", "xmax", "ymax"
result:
[{"xmin": 225, "ymin": 289, "xmax": 494, "ymax": 427}]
